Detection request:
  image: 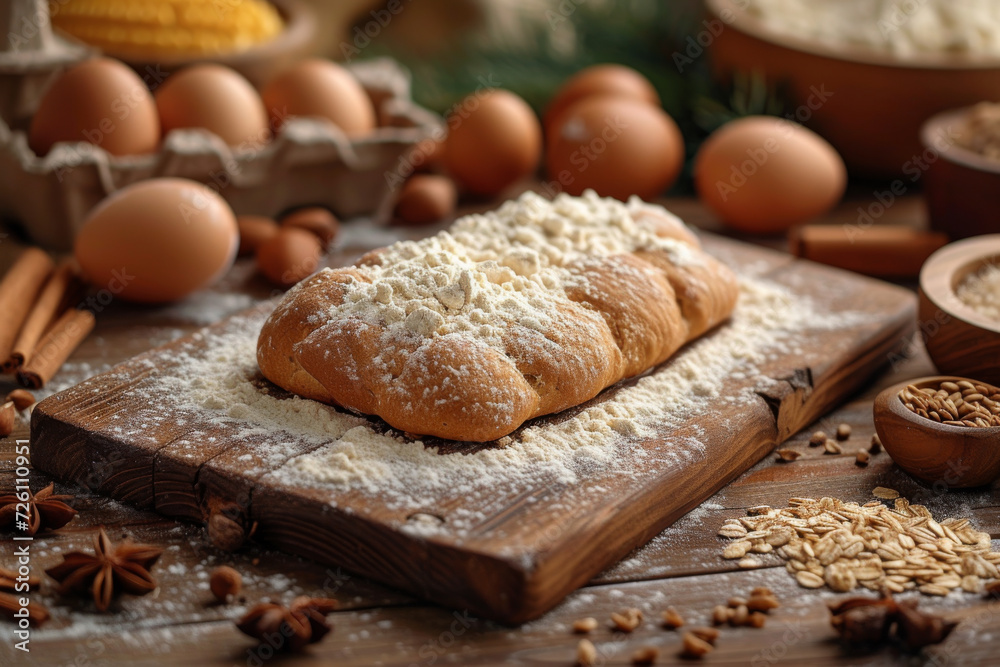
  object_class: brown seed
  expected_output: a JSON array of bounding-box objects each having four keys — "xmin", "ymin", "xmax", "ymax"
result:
[
  {"xmin": 394, "ymin": 174, "xmax": 458, "ymax": 226},
  {"xmin": 680, "ymin": 632, "xmax": 714, "ymax": 659},
  {"xmin": 573, "ymin": 617, "xmax": 598, "ymax": 633},
  {"xmin": 631, "ymin": 646, "xmax": 659, "ymax": 665},
  {"xmin": 808, "ymin": 431, "xmax": 827, "ymax": 446},
  {"xmin": 577, "ymin": 638, "xmax": 597, "ymax": 666},
  {"xmin": 823, "ymin": 439, "xmax": 842, "ymax": 455},
  {"xmin": 209, "ymin": 566, "xmax": 242, "ymax": 602},
  {"xmin": 236, "ymin": 215, "xmax": 279, "ymax": 256},
  {"xmin": 855, "ymin": 450, "xmax": 870, "ymax": 467},
  {"xmin": 746, "ymin": 594, "xmax": 780, "ymax": 612},
  {"xmin": 206, "ymin": 512, "xmax": 248, "ymax": 552},
  {"xmin": 711, "ymin": 604, "xmax": 728, "ymax": 626},
  {"xmin": 748, "ymin": 611, "xmax": 767, "ymax": 628},
  {"xmin": 730, "ymin": 604, "xmax": 749, "ymax": 626},
  {"xmin": 661, "ymin": 606, "xmax": 684, "ymax": 629},
  {"xmin": 869, "ymin": 435, "xmax": 882, "ymax": 454},
  {"xmin": 5, "ymin": 389, "xmax": 35, "ymax": 411},
  {"xmin": 836, "ymin": 423, "xmax": 852, "ymax": 440},
  {"xmin": 749, "ymin": 586, "xmax": 774, "ymax": 597},
  {"xmin": 611, "ymin": 608, "xmax": 642, "ymax": 632},
  {"xmin": 256, "ymin": 227, "xmax": 323, "ymax": 288},
  {"xmin": 727, "ymin": 596, "xmax": 747, "ymax": 608},
  {"xmin": 280, "ymin": 207, "xmax": 339, "ymax": 250},
  {"xmin": 873, "ymin": 486, "xmax": 899, "ymax": 500},
  {"xmin": 689, "ymin": 627, "xmax": 720, "ymax": 644},
  {"xmin": 0, "ymin": 402, "xmax": 14, "ymax": 437},
  {"xmin": 775, "ymin": 448, "xmax": 801, "ymax": 462}
]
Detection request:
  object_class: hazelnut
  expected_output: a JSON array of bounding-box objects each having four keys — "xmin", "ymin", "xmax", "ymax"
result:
[
  {"xmin": 210, "ymin": 566, "xmax": 242, "ymax": 602},
  {"xmin": 280, "ymin": 207, "xmax": 339, "ymax": 251}
]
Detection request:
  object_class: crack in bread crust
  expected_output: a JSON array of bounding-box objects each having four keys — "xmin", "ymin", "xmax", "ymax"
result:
[{"xmin": 257, "ymin": 191, "xmax": 739, "ymax": 441}]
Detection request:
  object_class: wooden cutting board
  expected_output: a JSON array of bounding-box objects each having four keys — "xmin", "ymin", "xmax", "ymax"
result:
[{"xmin": 30, "ymin": 235, "xmax": 915, "ymax": 624}]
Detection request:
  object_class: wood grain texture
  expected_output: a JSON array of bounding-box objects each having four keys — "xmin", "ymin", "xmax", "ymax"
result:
[{"xmin": 28, "ymin": 233, "xmax": 916, "ymax": 624}]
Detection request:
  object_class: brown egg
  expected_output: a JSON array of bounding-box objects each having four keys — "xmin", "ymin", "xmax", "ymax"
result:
[
  {"xmin": 237, "ymin": 215, "xmax": 279, "ymax": 256},
  {"xmin": 155, "ymin": 64, "xmax": 270, "ymax": 148},
  {"xmin": 694, "ymin": 116, "xmax": 847, "ymax": 233},
  {"xmin": 74, "ymin": 179, "xmax": 238, "ymax": 303},
  {"xmin": 443, "ymin": 89, "xmax": 541, "ymax": 197},
  {"xmin": 545, "ymin": 96, "xmax": 684, "ymax": 201},
  {"xmin": 256, "ymin": 227, "xmax": 322, "ymax": 287},
  {"xmin": 395, "ymin": 175, "xmax": 458, "ymax": 225},
  {"xmin": 261, "ymin": 59, "xmax": 376, "ymax": 136},
  {"xmin": 30, "ymin": 57, "xmax": 160, "ymax": 157},
  {"xmin": 280, "ymin": 207, "xmax": 340, "ymax": 251},
  {"xmin": 544, "ymin": 64, "xmax": 660, "ymax": 130}
]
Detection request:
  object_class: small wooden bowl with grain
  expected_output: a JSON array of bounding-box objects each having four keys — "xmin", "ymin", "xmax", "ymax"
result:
[
  {"xmin": 918, "ymin": 235, "xmax": 1000, "ymax": 386},
  {"xmin": 874, "ymin": 376, "xmax": 1000, "ymax": 488}
]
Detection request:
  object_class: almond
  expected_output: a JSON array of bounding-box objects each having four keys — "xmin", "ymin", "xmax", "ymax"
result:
[
  {"xmin": 5, "ymin": 389, "xmax": 35, "ymax": 411},
  {"xmin": 0, "ymin": 402, "xmax": 15, "ymax": 436}
]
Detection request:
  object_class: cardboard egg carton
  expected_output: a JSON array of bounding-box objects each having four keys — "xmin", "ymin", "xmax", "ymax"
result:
[{"xmin": 0, "ymin": 55, "xmax": 444, "ymax": 250}]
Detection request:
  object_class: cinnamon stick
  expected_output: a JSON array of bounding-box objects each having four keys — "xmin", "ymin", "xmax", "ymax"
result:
[
  {"xmin": 17, "ymin": 309, "xmax": 95, "ymax": 389},
  {"xmin": 788, "ymin": 225, "xmax": 949, "ymax": 278},
  {"xmin": 4, "ymin": 260, "xmax": 79, "ymax": 372},
  {"xmin": 0, "ymin": 248, "xmax": 54, "ymax": 366}
]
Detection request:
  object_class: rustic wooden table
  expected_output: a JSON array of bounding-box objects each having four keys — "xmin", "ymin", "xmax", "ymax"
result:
[{"xmin": 2, "ymin": 194, "xmax": 998, "ymax": 666}]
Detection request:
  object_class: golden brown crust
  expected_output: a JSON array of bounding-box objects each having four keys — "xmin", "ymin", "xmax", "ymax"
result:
[
  {"xmin": 257, "ymin": 201, "xmax": 739, "ymax": 442},
  {"xmin": 256, "ymin": 268, "xmax": 368, "ymax": 403}
]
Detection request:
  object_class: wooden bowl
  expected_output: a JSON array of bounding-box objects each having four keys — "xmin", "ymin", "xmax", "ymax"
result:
[
  {"xmin": 874, "ymin": 376, "xmax": 1000, "ymax": 488},
  {"xmin": 705, "ymin": 0, "xmax": 1000, "ymax": 180},
  {"xmin": 919, "ymin": 236, "xmax": 1000, "ymax": 385},
  {"xmin": 922, "ymin": 109, "xmax": 1000, "ymax": 240}
]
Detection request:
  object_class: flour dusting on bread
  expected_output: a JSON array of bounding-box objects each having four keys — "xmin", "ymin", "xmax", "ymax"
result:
[
  {"xmin": 257, "ymin": 191, "xmax": 739, "ymax": 441},
  {"xmin": 323, "ymin": 191, "xmax": 703, "ymax": 346}
]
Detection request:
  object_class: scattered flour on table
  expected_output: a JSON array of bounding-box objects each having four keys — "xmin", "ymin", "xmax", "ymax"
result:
[
  {"xmin": 160, "ymin": 290, "xmax": 257, "ymax": 326},
  {"xmin": 147, "ymin": 267, "xmax": 870, "ymax": 516},
  {"xmin": 955, "ymin": 262, "xmax": 1000, "ymax": 322}
]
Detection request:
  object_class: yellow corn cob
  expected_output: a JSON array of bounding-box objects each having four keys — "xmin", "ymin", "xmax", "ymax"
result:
[{"xmin": 49, "ymin": 0, "xmax": 283, "ymax": 58}]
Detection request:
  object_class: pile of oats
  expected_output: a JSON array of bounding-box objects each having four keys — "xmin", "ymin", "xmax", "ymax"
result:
[{"xmin": 718, "ymin": 492, "xmax": 1000, "ymax": 595}]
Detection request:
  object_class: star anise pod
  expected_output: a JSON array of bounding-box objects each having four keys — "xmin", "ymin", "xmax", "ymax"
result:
[
  {"xmin": 45, "ymin": 528, "xmax": 163, "ymax": 612},
  {"xmin": 894, "ymin": 599, "xmax": 959, "ymax": 650},
  {"xmin": 0, "ymin": 482, "xmax": 77, "ymax": 535},
  {"xmin": 829, "ymin": 590, "xmax": 958, "ymax": 652},
  {"xmin": 0, "ymin": 566, "xmax": 40, "ymax": 592},
  {"xmin": 236, "ymin": 596, "xmax": 339, "ymax": 652},
  {"xmin": 829, "ymin": 596, "xmax": 896, "ymax": 646}
]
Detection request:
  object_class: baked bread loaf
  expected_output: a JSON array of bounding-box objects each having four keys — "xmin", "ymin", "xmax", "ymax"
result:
[{"xmin": 257, "ymin": 191, "xmax": 739, "ymax": 441}]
